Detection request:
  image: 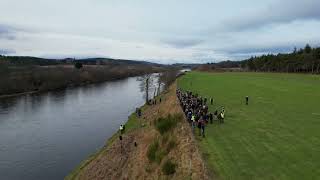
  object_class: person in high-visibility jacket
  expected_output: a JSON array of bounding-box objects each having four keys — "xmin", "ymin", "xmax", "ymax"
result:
[
  {"xmin": 191, "ymin": 115, "xmax": 195, "ymax": 121},
  {"xmin": 220, "ymin": 111, "xmax": 225, "ymax": 119},
  {"xmin": 220, "ymin": 107, "xmax": 225, "ymax": 123},
  {"xmin": 120, "ymin": 125, "xmax": 124, "ymax": 134},
  {"xmin": 191, "ymin": 115, "xmax": 196, "ymax": 132}
]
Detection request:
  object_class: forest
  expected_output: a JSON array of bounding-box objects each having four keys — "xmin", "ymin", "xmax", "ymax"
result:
[
  {"xmin": 241, "ymin": 44, "xmax": 320, "ymax": 73},
  {"xmin": 201, "ymin": 44, "xmax": 320, "ymax": 74}
]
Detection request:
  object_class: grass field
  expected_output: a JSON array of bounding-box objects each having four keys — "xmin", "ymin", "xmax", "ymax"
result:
[{"xmin": 178, "ymin": 72, "xmax": 320, "ymax": 180}]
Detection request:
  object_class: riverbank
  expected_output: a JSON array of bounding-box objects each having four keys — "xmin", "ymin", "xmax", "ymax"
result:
[
  {"xmin": 0, "ymin": 90, "xmax": 39, "ymax": 99},
  {"xmin": 66, "ymin": 82, "xmax": 209, "ymax": 180},
  {"xmin": 0, "ymin": 64, "xmax": 165, "ymax": 98}
]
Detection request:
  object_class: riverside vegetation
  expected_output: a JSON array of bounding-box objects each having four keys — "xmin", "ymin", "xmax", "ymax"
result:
[{"xmin": 0, "ymin": 56, "xmax": 166, "ymax": 96}]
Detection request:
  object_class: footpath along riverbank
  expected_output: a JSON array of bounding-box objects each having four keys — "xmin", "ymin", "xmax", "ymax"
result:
[{"xmin": 66, "ymin": 82, "xmax": 210, "ymax": 180}]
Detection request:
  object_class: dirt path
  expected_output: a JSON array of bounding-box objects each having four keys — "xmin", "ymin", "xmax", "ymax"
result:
[{"xmin": 71, "ymin": 83, "xmax": 210, "ymax": 180}]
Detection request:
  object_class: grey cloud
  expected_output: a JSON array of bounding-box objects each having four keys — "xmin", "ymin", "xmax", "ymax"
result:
[
  {"xmin": 0, "ymin": 49, "xmax": 16, "ymax": 55},
  {"xmin": 225, "ymin": 45, "xmax": 294, "ymax": 55},
  {"xmin": 220, "ymin": 44, "xmax": 307, "ymax": 60},
  {"xmin": 220, "ymin": 0, "xmax": 320, "ymax": 32},
  {"xmin": 0, "ymin": 24, "xmax": 18, "ymax": 40},
  {"xmin": 162, "ymin": 38, "xmax": 204, "ymax": 48}
]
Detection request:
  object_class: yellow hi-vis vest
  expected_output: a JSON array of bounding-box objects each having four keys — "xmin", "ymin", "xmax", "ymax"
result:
[
  {"xmin": 191, "ymin": 115, "xmax": 195, "ymax": 121},
  {"xmin": 221, "ymin": 112, "xmax": 225, "ymax": 119},
  {"xmin": 120, "ymin": 126, "xmax": 124, "ymax": 131}
]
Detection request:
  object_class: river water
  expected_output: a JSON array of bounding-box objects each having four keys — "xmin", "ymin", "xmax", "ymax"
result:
[{"xmin": 0, "ymin": 76, "xmax": 158, "ymax": 180}]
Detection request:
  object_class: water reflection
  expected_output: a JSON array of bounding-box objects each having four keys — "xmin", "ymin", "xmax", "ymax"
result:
[{"xmin": 0, "ymin": 76, "xmax": 159, "ymax": 180}]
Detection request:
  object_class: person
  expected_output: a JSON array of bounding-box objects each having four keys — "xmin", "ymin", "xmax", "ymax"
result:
[
  {"xmin": 210, "ymin": 98, "xmax": 213, "ymax": 105},
  {"xmin": 246, "ymin": 96, "xmax": 249, "ymax": 105},
  {"xmin": 191, "ymin": 115, "xmax": 196, "ymax": 132},
  {"xmin": 191, "ymin": 114, "xmax": 195, "ymax": 122},
  {"xmin": 197, "ymin": 119, "xmax": 202, "ymax": 136},
  {"xmin": 214, "ymin": 110, "xmax": 218, "ymax": 119},
  {"xmin": 200, "ymin": 119, "xmax": 206, "ymax": 137},
  {"xmin": 220, "ymin": 112, "xmax": 225, "ymax": 120},
  {"xmin": 187, "ymin": 111, "xmax": 192, "ymax": 122},
  {"xmin": 120, "ymin": 125, "xmax": 124, "ymax": 134},
  {"xmin": 203, "ymin": 113, "xmax": 208, "ymax": 123},
  {"xmin": 160, "ymin": 97, "xmax": 162, "ymax": 103},
  {"xmin": 209, "ymin": 112, "xmax": 213, "ymax": 124},
  {"xmin": 220, "ymin": 107, "xmax": 225, "ymax": 123},
  {"xmin": 204, "ymin": 105, "xmax": 208, "ymax": 114}
]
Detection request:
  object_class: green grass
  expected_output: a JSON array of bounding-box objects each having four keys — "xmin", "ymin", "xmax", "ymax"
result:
[{"xmin": 178, "ymin": 72, "xmax": 320, "ymax": 180}]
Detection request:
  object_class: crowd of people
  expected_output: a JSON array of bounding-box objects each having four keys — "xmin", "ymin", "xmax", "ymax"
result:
[{"xmin": 176, "ymin": 89, "xmax": 225, "ymax": 137}]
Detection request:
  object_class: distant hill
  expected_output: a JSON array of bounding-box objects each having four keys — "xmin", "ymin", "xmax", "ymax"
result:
[
  {"xmin": 0, "ymin": 56, "xmax": 163, "ymax": 67},
  {"xmin": 172, "ymin": 63, "xmax": 201, "ymax": 70}
]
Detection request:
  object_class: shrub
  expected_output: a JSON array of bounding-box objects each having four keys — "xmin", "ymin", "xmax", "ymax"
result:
[
  {"xmin": 155, "ymin": 114, "xmax": 182, "ymax": 135},
  {"xmin": 161, "ymin": 134, "xmax": 169, "ymax": 144},
  {"xmin": 156, "ymin": 151, "xmax": 166, "ymax": 164},
  {"xmin": 147, "ymin": 139, "xmax": 167, "ymax": 164},
  {"xmin": 166, "ymin": 139, "xmax": 176, "ymax": 153},
  {"xmin": 162, "ymin": 159, "xmax": 176, "ymax": 175},
  {"xmin": 147, "ymin": 140, "xmax": 159, "ymax": 162},
  {"xmin": 74, "ymin": 62, "xmax": 83, "ymax": 69}
]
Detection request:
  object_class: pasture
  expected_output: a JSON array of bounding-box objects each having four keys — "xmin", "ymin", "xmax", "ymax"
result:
[{"xmin": 178, "ymin": 72, "xmax": 320, "ymax": 180}]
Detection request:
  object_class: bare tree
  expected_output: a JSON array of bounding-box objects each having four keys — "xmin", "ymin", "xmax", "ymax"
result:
[
  {"xmin": 157, "ymin": 73, "xmax": 162, "ymax": 96},
  {"xmin": 139, "ymin": 74, "xmax": 154, "ymax": 104},
  {"xmin": 160, "ymin": 69, "xmax": 179, "ymax": 90}
]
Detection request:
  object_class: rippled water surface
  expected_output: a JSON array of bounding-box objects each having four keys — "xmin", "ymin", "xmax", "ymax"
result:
[{"xmin": 0, "ymin": 76, "xmax": 153, "ymax": 180}]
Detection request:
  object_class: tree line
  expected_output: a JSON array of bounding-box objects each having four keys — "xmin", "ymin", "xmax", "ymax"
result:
[
  {"xmin": 241, "ymin": 44, "xmax": 320, "ymax": 74},
  {"xmin": 0, "ymin": 56, "xmax": 162, "ymax": 67}
]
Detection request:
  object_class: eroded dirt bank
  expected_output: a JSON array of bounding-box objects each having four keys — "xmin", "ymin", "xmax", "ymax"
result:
[{"xmin": 67, "ymin": 83, "xmax": 210, "ymax": 180}]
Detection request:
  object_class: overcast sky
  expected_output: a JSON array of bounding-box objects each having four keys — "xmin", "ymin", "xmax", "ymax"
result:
[{"xmin": 0, "ymin": 0, "xmax": 320, "ymax": 63}]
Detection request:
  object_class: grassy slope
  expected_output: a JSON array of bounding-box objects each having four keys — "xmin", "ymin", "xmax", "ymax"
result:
[
  {"xmin": 65, "ymin": 109, "xmax": 143, "ymax": 180},
  {"xmin": 66, "ymin": 85, "xmax": 209, "ymax": 180},
  {"xmin": 178, "ymin": 72, "xmax": 320, "ymax": 180}
]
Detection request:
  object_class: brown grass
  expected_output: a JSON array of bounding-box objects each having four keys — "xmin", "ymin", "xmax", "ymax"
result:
[{"xmin": 67, "ymin": 83, "xmax": 210, "ymax": 180}]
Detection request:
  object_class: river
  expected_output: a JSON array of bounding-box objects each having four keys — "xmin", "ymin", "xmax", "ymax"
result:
[{"xmin": 0, "ymin": 76, "xmax": 159, "ymax": 180}]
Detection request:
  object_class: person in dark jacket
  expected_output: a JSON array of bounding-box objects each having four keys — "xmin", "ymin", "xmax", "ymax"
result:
[
  {"xmin": 209, "ymin": 112, "xmax": 213, "ymax": 124},
  {"xmin": 200, "ymin": 119, "xmax": 206, "ymax": 137},
  {"xmin": 210, "ymin": 98, "xmax": 213, "ymax": 105}
]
